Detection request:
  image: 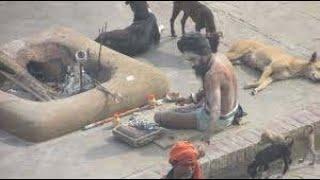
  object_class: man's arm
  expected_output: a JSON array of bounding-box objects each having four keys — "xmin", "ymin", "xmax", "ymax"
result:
[
  {"xmin": 175, "ymin": 89, "xmax": 204, "ymax": 106},
  {"xmin": 203, "ymin": 73, "xmax": 221, "ymax": 143}
]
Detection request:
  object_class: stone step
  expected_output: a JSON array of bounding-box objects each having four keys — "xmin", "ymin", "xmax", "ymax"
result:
[{"xmin": 126, "ymin": 104, "xmax": 320, "ymax": 179}]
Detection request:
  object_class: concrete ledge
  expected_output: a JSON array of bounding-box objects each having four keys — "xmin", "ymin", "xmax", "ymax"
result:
[
  {"xmin": 0, "ymin": 26, "xmax": 169, "ymax": 142},
  {"xmin": 126, "ymin": 104, "xmax": 320, "ymax": 179}
]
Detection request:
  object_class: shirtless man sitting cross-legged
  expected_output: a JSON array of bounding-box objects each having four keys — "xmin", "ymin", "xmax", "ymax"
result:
[{"xmin": 154, "ymin": 33, "xmax": 245, "ymax": 143}]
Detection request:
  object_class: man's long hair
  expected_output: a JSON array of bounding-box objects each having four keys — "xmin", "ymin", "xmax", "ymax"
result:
[
  {"xmin": 177, "ymin": 33, "xmax": 213, "ymax": 79},
  {"xmin": 177, "ymin": 33, "xmax": 212, "ymax": 56}
]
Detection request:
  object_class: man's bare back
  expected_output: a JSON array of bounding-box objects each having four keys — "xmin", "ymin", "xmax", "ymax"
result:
[{"xmin": 203, "ymin": 53, "xmax": 238, "ymax": 117}]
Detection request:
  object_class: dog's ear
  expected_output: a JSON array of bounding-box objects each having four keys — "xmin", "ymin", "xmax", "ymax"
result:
[
  {"xmin": 285, "ymin": 136, "xmax": 294, "ymax": 147},
  {"xmin": 310, "ymin": 52, "xmax": 318, "ymax": 63},
  {"xmin": 125, "ymin": 1, "xmax": 130, "ymax": 5}
]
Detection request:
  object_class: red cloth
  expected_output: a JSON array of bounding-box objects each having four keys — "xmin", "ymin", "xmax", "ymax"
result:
[{"xmin": 169, "ymin": 141, "xmax": 203, "ymax": 179}]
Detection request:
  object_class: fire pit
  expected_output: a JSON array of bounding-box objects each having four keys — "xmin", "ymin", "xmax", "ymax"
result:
[{"xmin": 0, "ymin": 26, "xmax": 169, "ymax": 142}]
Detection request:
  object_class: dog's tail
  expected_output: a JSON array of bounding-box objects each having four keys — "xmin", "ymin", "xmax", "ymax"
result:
[{"xmin": 285, "ymin": 136, "xmax": 294, "ymax": 148}]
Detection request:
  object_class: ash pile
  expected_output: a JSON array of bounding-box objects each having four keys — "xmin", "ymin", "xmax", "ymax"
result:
[
  {"xmin": 0, "ymin": 50, "xmax": 99, "ymax": 101},
  {"xmin": 59, "ymin": 65, "xmax": 95, "ymax": 97},
  {"xmin": 2, "ymin": 64, "xmax": 95, "ymax": 100}
]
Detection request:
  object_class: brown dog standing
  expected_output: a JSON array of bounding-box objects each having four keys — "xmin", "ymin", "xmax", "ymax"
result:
[{"xmin": 170, "ymin": 1, "xmax": 220, "ymax": 52}]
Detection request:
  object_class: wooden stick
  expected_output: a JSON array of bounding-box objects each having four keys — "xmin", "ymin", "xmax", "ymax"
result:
[
  {"xmin": 0, "ymin": 70, "xmax": 48, "ymax": 101},
  {"xmin": 104, "ymin": 22, "xmax": 108, "ymax": 32},
  {"xmin": 79, "ymin": 63, "xmax": 83, "ymax": 93},
  {"xmin": 97, "ymin": 28, "xmax": 103, "ymax": 73},
  {"xmin": 93, "ymin": 78, "xmax": 121, "ymax": 102}
]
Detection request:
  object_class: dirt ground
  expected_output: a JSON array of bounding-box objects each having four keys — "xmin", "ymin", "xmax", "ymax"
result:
[{"xmin": 0, "ymin": 1, "xmax": 320, "ymax": 178}]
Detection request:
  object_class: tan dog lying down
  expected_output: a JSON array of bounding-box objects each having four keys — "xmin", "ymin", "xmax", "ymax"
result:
[{"xmin": 226, "ymin": 40, "xmax": 320, "ymax": 95}]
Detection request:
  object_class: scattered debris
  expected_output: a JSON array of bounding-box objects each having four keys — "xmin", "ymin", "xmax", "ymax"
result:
[
  {"xmin": 83, "ymin": 94, "xmax": 164, "ymax": 131},
  {"xmin": 128, "ymin": 114, "xmax": 159, "ymax": 132},
  {"xmin": 82, "ymin": 105, "xmax": 153, "ymax": 130},
  {"xmin": 60, "ymin": 65, "xmax": 95, "ymax": 97},
  {"xmin": 148, "ymin": 94, "xmax": 163, "ymax": 106},
  {"xmin": 164, "ymin": 92, "xmax": 181, "ymax": 102}
]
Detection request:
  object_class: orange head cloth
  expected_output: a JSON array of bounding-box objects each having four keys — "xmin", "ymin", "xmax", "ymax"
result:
[{"xmin": 169, "ymin": 141, "xmax": 203, "ymax": 179}]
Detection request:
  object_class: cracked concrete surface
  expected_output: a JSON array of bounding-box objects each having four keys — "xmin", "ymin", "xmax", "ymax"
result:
[{"xmin": 0, "ymin": 1, "xmax": 320, "ymax": 178}]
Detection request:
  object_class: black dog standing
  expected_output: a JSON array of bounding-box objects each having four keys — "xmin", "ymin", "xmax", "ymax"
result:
[
  {"xmin": 247, "ymin": 137, "xmax": 294, "ymax": 179},
  {"xmin": 95, "ymin": 1, "xmax": 161, "ymax": 56}
]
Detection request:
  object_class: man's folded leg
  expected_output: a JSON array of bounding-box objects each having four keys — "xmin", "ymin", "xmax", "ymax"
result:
[{"xmin": 154, "ymin": 111, "xmax": 198, "ymax": 129}]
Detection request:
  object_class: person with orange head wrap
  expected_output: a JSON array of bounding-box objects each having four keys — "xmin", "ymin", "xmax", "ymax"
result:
[{"xmin": 164, "ymin": 141, "xmax": 205, "ymax": 179}]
